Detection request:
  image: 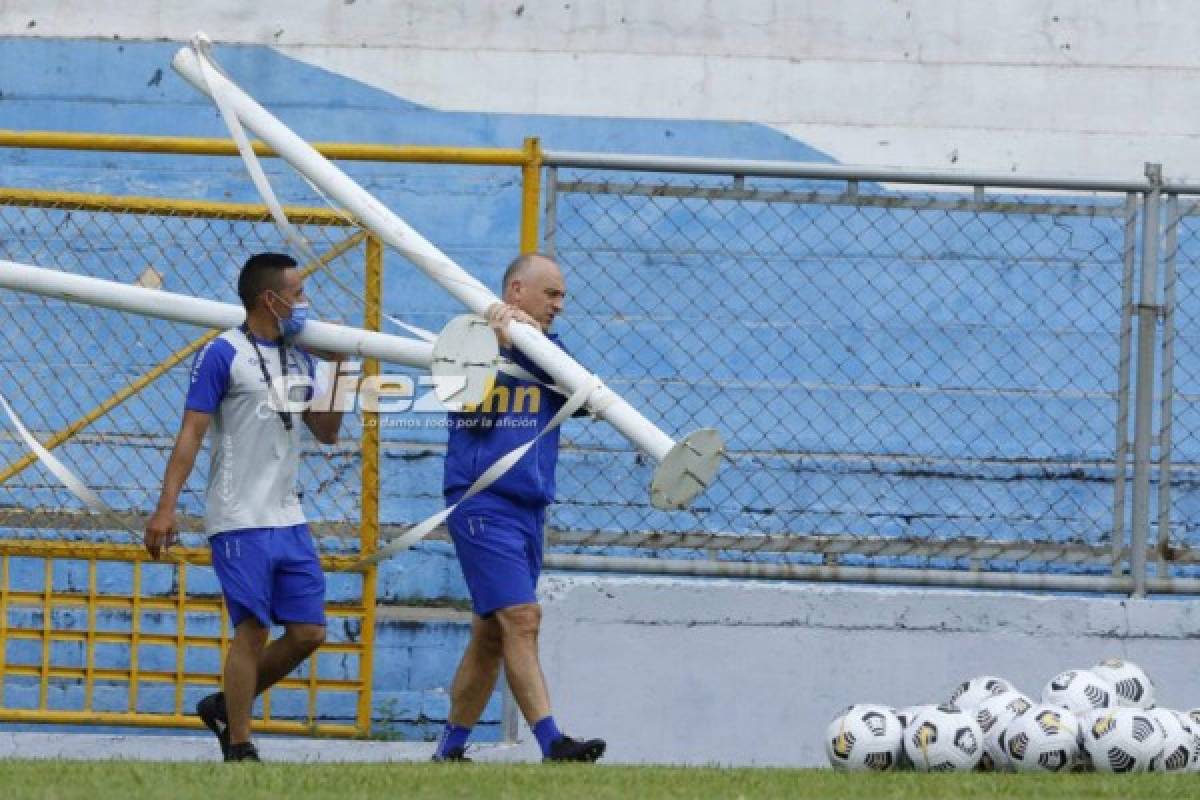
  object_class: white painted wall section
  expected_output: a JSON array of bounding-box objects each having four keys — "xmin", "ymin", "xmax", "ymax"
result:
[
  {"xmin": 531, "ymin": 575, "xmax": 1200, "ymax": 767},
  {"xmin": 6, "ymin": 1, "xmax": 1200, "ymax": 177}
]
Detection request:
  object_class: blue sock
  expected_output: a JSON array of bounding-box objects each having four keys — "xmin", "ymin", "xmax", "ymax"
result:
[
  {"xmin": 532, "ymin": 716, "xmax": 562, "ymax": 756},
  {"xmin": 435, "ymin": 723, "xmax": 471, "ymax": 758}
]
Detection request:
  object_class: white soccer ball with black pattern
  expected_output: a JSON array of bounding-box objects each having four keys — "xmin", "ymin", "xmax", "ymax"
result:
[
  {"xmin": 1002, "ymin": 703, "xmax": 1079, "ymax": 773},
  {"xmin": 1092, "ymin": 659, "xmax": 1156, "ymax": 710},
  {"xmin": 894, "ymin": 704, "xmax": 938, "ymax": 770},
  {"xmin": 974, "ymin": 691, "xmax": 1033, "ymax": 771},
  {"xmin": 1175, "ymin": 711, "xmax": 1200, "ymax": 773},
  {"xmin": 1080, "ymin": 708, "xmax": 1164, "ymax": 773},
  {"xmin": 903, "ymin": 704, "xmax": 983, "ymax": 772},
  {"xmin": 824, "ymin": 704, "xmax": 904, "ymax": 771},
  {"xmin": 1041, "ymin": 669, "xmax": 1117, "ymax": 716},
  {"xmin": 1147, "ymin": 709, "xmax": 1200, "ymax": 772},
  {"xmin": 948, "ymin": 675, "xmax": 1015, "ymax": 711},
  {"xmin": 895, "ymin": 704, "xmax": 936, "ymax": 731}
]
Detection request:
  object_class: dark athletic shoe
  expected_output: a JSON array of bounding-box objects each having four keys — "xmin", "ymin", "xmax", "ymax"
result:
[
  {"xmin": 431, "ymin": 746, "xmax": 472, "ymax": 762},
  {"xmin": 226, "ymin": 742, "xmax": 261, "ymax": 763},
  {"xmin": 196, "ymin": 692, "xmax": 231, "ymax": 760},
  {"xmin": 544, "ymin": 735, "xmax": 607, "ymax": 763}
]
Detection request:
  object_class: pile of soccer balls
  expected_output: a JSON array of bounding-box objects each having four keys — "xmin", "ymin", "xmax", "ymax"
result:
[{"xmin": 825, "ymin": 659, "xmax": 1200, "ymax": 773}]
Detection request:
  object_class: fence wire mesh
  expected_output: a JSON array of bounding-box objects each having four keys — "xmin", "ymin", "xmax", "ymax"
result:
[
  {"xmin": 1156, "ymin": 195, "xmax": 1200, "ymax": 577},
  {"xmin": 0, "ymin": 197, "xmax": 369, "ymax": 540},
  {"xmin": 0, "ymin": 194, "xmax": 376, "ymax": 733},
  {"xmin": 546, "ymin": 172, "xmax": 1137, "ymax": 575}
]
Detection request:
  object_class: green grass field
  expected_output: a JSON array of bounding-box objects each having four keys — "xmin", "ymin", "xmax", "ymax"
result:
[{"xmin": 2, "ymin": 761, "xmax": 1197, "ymax": 800}]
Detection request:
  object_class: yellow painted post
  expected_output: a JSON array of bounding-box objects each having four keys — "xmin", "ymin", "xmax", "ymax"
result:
[
  {"xmin": 305, "ymin": 653, "xmax": 318, "ymax": 731},
  {"xmin": 356, "ymin": 234, "xmax": 382, "ymax": 736},
  {"xmin": 0, "ymin": 557, "xmax": 7, "ymax": 687},
  {"xmin": 84, "ymin": 559, "xmax": 97, "ymax": 710},
  {"xmin": 520, "ymin": 137, "xmax": 543, "ymax": 254},
  {"xmin": 174, "ymin": 564, "xmax": 187, "ymax": 716},
  {"xmin": 39, "ymin": 559, "xmax": 52, "ymax": 710},
  {"xmin": 130, "ymin": 562, "xmax": 142, "ymax": 712}
]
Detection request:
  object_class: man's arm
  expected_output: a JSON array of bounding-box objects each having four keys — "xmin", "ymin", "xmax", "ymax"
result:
[
  {"xmin": 303, "ymin": 407, "xmax": 345, "ymax": 445},
  {"xmin": 145, "ymin": 410, "xmax": 211, "ymax": 559},
  {"xmin": 303, "ymin": 353, "xmax": 346, "ymax": 445}
]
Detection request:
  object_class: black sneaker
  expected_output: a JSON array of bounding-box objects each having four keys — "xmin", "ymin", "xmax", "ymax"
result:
[
  {"xmin": 226, "ymin": 742, "xmax": 261, "ymax": 763},
  {"xmin": 431, "ymin": 746, "xmax": 472, "ymax": 762},
  {"xmin": 196, "ymin": 692, "xmax": 230, "ymax": 760},
  {"xmin": 544, "ymin": 735, "xmax": 606, "ymax": 763}
]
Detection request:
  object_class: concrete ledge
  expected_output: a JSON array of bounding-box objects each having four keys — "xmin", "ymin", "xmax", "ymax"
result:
[{"xmin": 0, "ymin": 733, "xmax": 524, "ymax": 763}]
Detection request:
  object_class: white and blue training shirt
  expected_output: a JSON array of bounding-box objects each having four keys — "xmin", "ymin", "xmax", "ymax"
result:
[{"xmin": 185, "ymin": 328, "xmax": 319, "ymax": 535}]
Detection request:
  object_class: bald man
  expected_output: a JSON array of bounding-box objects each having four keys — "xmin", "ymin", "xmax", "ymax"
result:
[{"xmin": 433, "ymin": 253, "xmax": 605, "ymax": 763}]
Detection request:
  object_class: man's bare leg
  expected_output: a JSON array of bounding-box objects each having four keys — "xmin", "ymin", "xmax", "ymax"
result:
[
  {"xmin": 493, "ymin": 602, "xmax": 606, "ymax": 762},
  {"xmin": 494, "ymin": 603, "xmax": 551, "ymax": 723},
  {"xmin": 224, "ymin": 619, "xmax": 269, "ymax": 745},
  {"xmin": 447, "ymin": 614, "xmax": 505, "ymax": 726},
  {"xmin": 254, "ymin": 623, "xmax": 326, "ymax": 694}
]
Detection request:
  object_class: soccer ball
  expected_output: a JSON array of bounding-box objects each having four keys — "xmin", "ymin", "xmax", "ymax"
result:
[
  {"xmin": 1041, "ymin": 669, "xmax": 1117, "ymax": 715},
  {"xmin": 948, "ymin": 675, "xmax": 1015, "ymax": 710},
  {"xmin": 825, "ymin": 704, "xmax": 904, "ymax": 771},
  {"xmin": 903, "ymin": 704, "xmax": 983, "ymax": 772},
  {"xmin": 973, "ymin": 691, "xmax": 1033, "ymax": 771},
  {"xmin": 1080, "ymin": 708, "xmax": 1164, "ymax": 773},
  {"xmin": 1092, "ymin": 659, "xmax": 1156, "ymax": 710},
  {"xmin": 894, "ymin": 704, "xmax": 938, "ymax": 770},
  {"xmin": 1002, "ymin": 703, "xmax": 1079, "ymax": 773},
  {"xmin": 1175, "ymin": 711, "xmax": 1200, "ymax": 773},
  {"xmin": 1147, "ymin": 709, "xmax": 1200, "ymax": 772},
  {"xmin": 895, "ymin": 704, "xmax": 936, "ymax": 730}
]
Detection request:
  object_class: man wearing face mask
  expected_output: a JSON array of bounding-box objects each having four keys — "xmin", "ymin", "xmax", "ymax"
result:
[
  {"xmin": 433, "ymin": 253, "xmax": 606, "ymax": 763},
  {"xmin": 145, "ymin": 252, "xmax": 345, "ymax": 762}
]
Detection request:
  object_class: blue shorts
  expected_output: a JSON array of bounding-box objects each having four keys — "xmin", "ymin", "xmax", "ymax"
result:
[
  {"xmin": 209, "ymin": 524, "xmax": 327, "ymax": 629},
  {"xmin": 447, "ymin": 494, "xmax": 545, "ymax": 617}
]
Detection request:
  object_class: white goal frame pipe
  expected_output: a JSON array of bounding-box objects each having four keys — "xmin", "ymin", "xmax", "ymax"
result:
[
  {"xmin": 174, "ymin": 42, "xmax": 724, "ymax": 506},
  {"xmin": 172, "ymin": 42, "xmax": 723, "ymax": 508},
  {"xmin": 0, "ymin": 258, "xmax": 434, "ymax": 368}
]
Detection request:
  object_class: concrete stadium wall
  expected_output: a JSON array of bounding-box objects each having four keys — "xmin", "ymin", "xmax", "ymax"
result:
[
  {"xmin": 530, "ymin": 574, "xmax": 1200, "ymax": 767},
  {"xmin": 5, "ymin": 1, "xmax": 1200, "ymax": 177}
]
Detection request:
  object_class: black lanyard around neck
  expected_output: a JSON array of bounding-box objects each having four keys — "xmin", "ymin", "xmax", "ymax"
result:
[{"xmin": 242, "ymin": 325, "xmax": 293, "ymax": 431}]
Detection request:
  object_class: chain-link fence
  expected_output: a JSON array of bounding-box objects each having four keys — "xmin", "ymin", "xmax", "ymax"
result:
[
  {"xmin": 0, "ymin": 193, "xmax": 371, "ymax": 537},
  {"xmin": 543, "ymin": 163, "xmax": 1155, "ymax": 585},
  {"xmin": 1155, "ymin": 192, "xmax": 1200, "ymax": 581},
  {"xmin": 0, "ymin": 189, "xmax": 379, "ymax": 733},
  {"xmin": 10, "ymin": 145, "xmax": 1200, "ymax": 605}
]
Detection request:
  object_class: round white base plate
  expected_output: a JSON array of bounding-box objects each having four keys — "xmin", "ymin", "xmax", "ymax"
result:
[
  {"xmin": 649, "ymin": 428, "xmax": 725, "ymax": 510},
  {"xmin": 430, "ymin": 314, "xmax": 498, "ymax": 409}
]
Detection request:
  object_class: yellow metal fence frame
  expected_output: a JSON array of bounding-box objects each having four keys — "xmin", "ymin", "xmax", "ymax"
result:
[
  {"xmin": 0, "ymin": 129, "xmax": 542, "ymax": 254},
  {"xmin": 0, "ymin": 130, "xmax": 540, "ymax": 736},
  {"xmin": 0, "ymin": 540, "xmax": 371, "ymax": 734}
]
